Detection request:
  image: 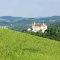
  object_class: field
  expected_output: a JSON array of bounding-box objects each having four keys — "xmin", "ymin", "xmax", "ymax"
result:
[{"xmin": 0, "ymin": 29, "xmax": 60, "ymax": 60}]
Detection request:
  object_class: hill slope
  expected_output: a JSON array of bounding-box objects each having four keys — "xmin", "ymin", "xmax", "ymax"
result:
[{"xmin": 0, "ymin": 29, "xmax": 60, "ymax": 60}]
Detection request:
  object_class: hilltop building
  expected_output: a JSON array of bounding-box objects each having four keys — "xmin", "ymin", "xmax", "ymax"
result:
[{"xmin": 32, "ymin": 22, "xmax": 47, "ymax": 33}]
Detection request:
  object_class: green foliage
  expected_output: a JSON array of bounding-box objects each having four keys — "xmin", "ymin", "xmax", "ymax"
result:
[
  {"xmin": 0, "ymin": 29, "xmax": 60, "ymax": 60},
  {"xmin": 26, "ymin": 26, "xmax": 60, "ymax": 41}
]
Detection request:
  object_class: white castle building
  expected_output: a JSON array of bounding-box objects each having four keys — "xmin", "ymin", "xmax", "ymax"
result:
[{"xmin": 32, "ymin": 22, "xmax": 47, "ymax": 33}]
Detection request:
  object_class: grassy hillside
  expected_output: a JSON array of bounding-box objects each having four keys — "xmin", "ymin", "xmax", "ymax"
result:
[{"xmin": 0, "ymin": 29, "xmax": 60, "ymax": 60}]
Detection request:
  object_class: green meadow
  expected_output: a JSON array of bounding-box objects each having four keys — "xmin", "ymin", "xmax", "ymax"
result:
[{"xmin": 0, "ymin": 29, "xmax": 60, "ymax": 60}]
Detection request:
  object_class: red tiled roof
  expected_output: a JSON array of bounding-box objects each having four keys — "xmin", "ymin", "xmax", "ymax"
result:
[{"xmin": 32, "ymin": 23, "xmax": 47, "ymax": 26}]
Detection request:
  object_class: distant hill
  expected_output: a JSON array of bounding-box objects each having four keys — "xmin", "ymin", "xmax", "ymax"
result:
[
  {"xmin": 0, "ymin": 16, "xmax": 60, "ymax": 24},
  {"xmin": 0, "ymin": 16, "xmax": 60, "ymax": 30},
  {"xmin": 0, "ymin": 29, "xmax": 60, "ymax": 60},
  {"xmin": 49, "ymin": 20, "xmax": 60, "ymax": 28},
  {"xmin": 39, "ymin": 16, "xmax": 60, "ymax": 20}
]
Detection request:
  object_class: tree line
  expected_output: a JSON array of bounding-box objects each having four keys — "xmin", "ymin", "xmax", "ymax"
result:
[{"xmin": 22, "ymin": 26, "xmax": 60, "ymax": 41}]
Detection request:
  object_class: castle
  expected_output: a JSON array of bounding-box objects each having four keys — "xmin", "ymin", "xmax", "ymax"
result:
[{"xmin": 32, "ymin": 22, "xmax": 47, "ymax": 33}]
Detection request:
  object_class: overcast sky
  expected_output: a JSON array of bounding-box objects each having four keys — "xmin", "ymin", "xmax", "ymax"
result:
[{"xmin": 0, "ymin": 0, "xmax": 60, "ymax": 17}]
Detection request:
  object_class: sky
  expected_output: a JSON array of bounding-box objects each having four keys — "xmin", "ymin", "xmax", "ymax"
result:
[{"xmin": 0, "ymin": 0, "xmax": 60, "ymax": 17}]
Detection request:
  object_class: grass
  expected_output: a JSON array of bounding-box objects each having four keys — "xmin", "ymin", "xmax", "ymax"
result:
[{"xmin": 0, "ymin": 28, "xmax": 60, "ymax": 60}]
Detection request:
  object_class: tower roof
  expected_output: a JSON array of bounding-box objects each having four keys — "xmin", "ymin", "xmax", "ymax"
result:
[{"xmin": 32, "ymin": 23, "xmax": 47, "ymax": 26}]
